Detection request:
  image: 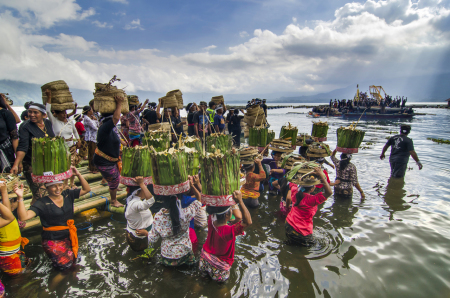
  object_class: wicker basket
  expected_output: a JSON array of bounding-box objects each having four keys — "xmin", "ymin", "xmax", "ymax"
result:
[
  {"xmin": 127, "ymin": 95, "xmax": 139, "ymax": 106},
  {"xmin": 246, "ymin": 105, "xmax": 264, "ymax": 117},
  {"xmin": 94, "ymin": 97, "xmax": 129, "ymax": 114},
  {"xmin": 147, "ymin": 122, "xmax": 171, "ymax": 131},
  {"xmin": 50, "ymin": 102, "xmax": 76, "ymax": 111},
  {"xmin": 160, "ymin": 95, "xmax": 178, "ymax": 108},
  {"xmin": 167, "ymin": 90, "xmax": 183, "ymax": 109},
  {"xmin": 41, "ymin": 80, "xmax": 74, "ymax": 104},
  {"xmin": 0, "ymin": 175, "xmax": 19, "ymax": 193},
  {"xmin": 243, "ymin": 115, "xmax": 265, "ymax": 127},
  {"xmin": 211, "ymin": 95, "xmax": 224, "ymax": 105}
]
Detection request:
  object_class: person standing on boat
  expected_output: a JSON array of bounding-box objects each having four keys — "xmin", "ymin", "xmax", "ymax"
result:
[{"xmin": 380, "ymin": 125, "xmax": 422, "ymax": 178}]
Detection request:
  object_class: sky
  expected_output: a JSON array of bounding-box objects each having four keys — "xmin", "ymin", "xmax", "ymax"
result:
[{"xmin": 0, "ymin": 0, "xmax": 449, "ymax": 96}]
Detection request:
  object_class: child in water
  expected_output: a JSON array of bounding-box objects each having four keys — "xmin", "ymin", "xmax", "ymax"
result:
[{"xmin": 262, "ymin": 151, "xmax": 285, "ymax": 193}]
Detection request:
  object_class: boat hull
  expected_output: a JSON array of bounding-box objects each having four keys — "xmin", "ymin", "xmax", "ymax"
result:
[{"xmin": 342, "ymin": 113, "xmax": 414, "ymax": 119}]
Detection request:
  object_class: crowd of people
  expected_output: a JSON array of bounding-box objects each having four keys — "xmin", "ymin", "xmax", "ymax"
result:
[
  {"xmin": 323, "ymin": 95, "xmax": 411, "ymax": 114},
  {"xmin": 0, "ymin": 91, "xmax": 423, "ymax": 296}
]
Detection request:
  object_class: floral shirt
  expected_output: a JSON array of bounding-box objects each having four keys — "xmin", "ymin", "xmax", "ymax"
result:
[
  {"xmin": 148, "ymin": 200, "xmax": 201, "ymax": 259},
  {"xmin": 83, "ymin": 116, "xmax": 98, "ymax": 143},
  {"xmin": 126, "ymin": 110, "xmax": 141, "ymax": 134},
  {"xmin": 331, "ymin": 155, "xmax": 358, "ymax": 195}
]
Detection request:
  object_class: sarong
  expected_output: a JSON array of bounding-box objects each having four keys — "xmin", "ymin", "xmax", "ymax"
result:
[
  {"xmin": 42, "ymin": 238, "xmax": 76, "ymax": 271},
  {"xmin": 241, "ymin": 188, "xmax": 260, "ymax": 199},
  {"xmin": 87, "ymin": 141, "xmax": 98, "ymax": 172},
  {"xmin": 126, "ymin": 230, "xmax": 150, "ymax": 252},
  {"xmin": 96, "ymin": 164, "xmax": 120, "ymax": 190},
  {"xmin": 279, "ymin": 200, "xmax": 291, "ymax": 217},
  {"xmin": 160, "ymin": 251, "xmax": 196, "ymax": 267},
  {"xmin": 0, "ymin": 251, "xmax": 31, "ymax": 276},
  {"xmin": 199, "ymin": 249, "xmax": 231, "ymax": 282}
]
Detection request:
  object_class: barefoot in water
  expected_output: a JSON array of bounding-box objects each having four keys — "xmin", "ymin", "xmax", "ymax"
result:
[{"xmin": 111, "ymin": 200, "xmax": 123, "ymax": 208}]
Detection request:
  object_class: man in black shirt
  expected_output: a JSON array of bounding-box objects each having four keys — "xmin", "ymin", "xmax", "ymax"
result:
[
  {"xmin": 260, "ymin": 99, "xmax": 267, "ymax": 117},
  {"xmin": 142, "ymin": 102, "xmax": 161, "ymax": 130},
  {"xmin": 380, "ymin": 125, "xmax": 422, "ymax": 178},
  {"xmin": 228, "ymin": 109, "xmax": 244, "ymax": 147}
]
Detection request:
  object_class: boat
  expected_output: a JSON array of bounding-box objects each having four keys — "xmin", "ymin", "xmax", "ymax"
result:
[{"xmin": 342, "ymin": 111, "xmax": 414, "ymax": 120}]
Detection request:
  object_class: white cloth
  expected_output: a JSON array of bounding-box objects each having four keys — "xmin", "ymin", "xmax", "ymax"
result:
[
  {"xmin": 83, "ymin": 115, "xmax": 98, "ymax": 143},
  {"xmin": 125, "ymin": 194, "xmax": 155, "ymax": 239},
  {"xmin": 46, "ymin": 103, "xmax": 79, "ymax": 147}
]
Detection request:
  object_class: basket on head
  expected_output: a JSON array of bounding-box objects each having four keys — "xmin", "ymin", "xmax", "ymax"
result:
[
  {"xmin": 93, "ymin": 79, "xmax": 129, "ymax": 114},
  {"xmin": 41, "ymin": 80, "xmax": 74, "ymax": 105},
  {"xmin": 127, "ymin": 95, "xmax": 139, "ymax": 106},
  {"xmin": 306, "ymin": 142, "xmax": 331, "ymax": 158},
  {"xmin": 211, "ymin": 95, "xmax": 224, "ymax": 105},
  {"xmin": 267, "ymin": 139, "xmax": 295, "ymax": 153},
  {"xmin": 160, "ymin": 95, "xmax": 178, "ymax": 109},
  {"xmin": 167, "ymin": 90, "xmax": 183, "ymax": 109},
  {"xmin": 239, "ymin": 146, "xmax": 258, "ymax": 165},
  {"xmin": 50, "ymin": 102, "xmax": 76, "ymax": 111}
]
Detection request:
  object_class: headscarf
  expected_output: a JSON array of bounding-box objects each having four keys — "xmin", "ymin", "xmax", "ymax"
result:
[{"xmin": 28, "ymin": 102, "xmax": 46, "ymax": 114}]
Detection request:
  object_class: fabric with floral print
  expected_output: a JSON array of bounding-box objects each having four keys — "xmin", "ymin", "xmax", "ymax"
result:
[{"xmin": 330, "ymin": 155, "xmax": 358, "ymax": 196}]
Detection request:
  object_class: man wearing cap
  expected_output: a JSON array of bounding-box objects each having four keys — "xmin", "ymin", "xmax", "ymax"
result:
[
  {"xmin": 213, "ymin": 105, "xmax": 226, "ymax": 133},
  {"xmin": 380, "ymin": 125, "xmax": 423, "ymax": 178}
]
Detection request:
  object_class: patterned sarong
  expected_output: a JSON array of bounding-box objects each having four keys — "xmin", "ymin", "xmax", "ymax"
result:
[
  {"xmin": 199, "ymin": 249, "xmax": 231, "ymax": 282},
  {"xmin": 0, "ymin": 251, "xmax": 30, "ymax": 276},
  {"xmin": 42, "ymin": 238, "xmax": 76, "ymax": 271}
]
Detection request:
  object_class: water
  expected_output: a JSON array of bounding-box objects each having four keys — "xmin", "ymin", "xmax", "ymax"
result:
[{"xmin": 5, "ymin": 107, "xmax": 450, "ymax": 297}]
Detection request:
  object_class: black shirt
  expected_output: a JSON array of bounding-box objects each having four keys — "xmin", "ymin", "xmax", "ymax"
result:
[
  {"xmin": 93, "ymin": 118, "xmax": 120, "ymax": 167},
  {"xmin": 17, "ymin": 119, "xmax": 55, "ymax": 163},
  {"xmin": 229, "ymin": 115, "xmax": 243, "ymax": 131},
  {"xmin": 386, "ymin": 134, "xmax": 414, "ymax": 163},
  {"xmin": 260, "ymin": 103, "xmax": 267, "ymax": 116},
  {"xmin": 143, "ymin": 110, "xmax": 158, "ymax": 125},
  {"xmin": 30, "ymin": 189, "xmax": 81, "ymax": 240},
  {"xmin": 187, "ymin": 111, "xmax": 195, "ymax": 125},
  {"xmin": 0, "ymin": 109, "xmax": 17, "ymax": 144}
]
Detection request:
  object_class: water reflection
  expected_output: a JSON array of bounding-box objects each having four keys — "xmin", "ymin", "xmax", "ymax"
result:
[{"xmin": 383, "ymin": 177, "xmax": 410, "ymax": 219}]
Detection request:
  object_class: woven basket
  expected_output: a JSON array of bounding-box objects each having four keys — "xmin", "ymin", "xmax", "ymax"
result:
[
  {"xmin": 211, "ymin": 95, "xmax": 224, "ymax": 105},
  {"xmin": 147, "ymin": 122, "xmax": 171, "ymax": 131},
  {"xmin": 0, "ymin": 175, "xmax": 19, "ymax": 193},
  {"xmin": 161, "ymin": 95, "xmax": 178, "ymax": 108},
  {"xmin": 243, "ymin": 115, "xmax": 264, "ymax": 127},
  {"xmin": 167, "ymin": 90, "xmax": 183, "ymax": 109},
  {"xmin": 41, "ymin": 80, "xmax": 74, "ymax": 104},
  {"xmin": 127, "ymin": 95, "xmax": 139, "ymax": 106},
  {"xmin": 94, "ymin": 97, "xmax": 129, "ymax": 114},
  {"xmin": 246, "ymin": 106, "xmax": 264, "ymax": 117},
  {"xmin": 50, "ymin": 102, "xmax": 76, "ymax": 111}
]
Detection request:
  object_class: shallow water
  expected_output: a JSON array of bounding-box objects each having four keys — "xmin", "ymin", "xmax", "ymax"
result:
[{"xmin": 6, "ymin": 107, "xmax": 450, "ymax": 297}]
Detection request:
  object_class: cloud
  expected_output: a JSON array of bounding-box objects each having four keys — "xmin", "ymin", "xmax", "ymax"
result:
[
  {"xmin": 124, "ymin": 19, "xmax": 144, "ymax": 30},
  {"xmin": 0, "ymin": 0, "xmax": 449, "ymax": 95},
  {"xmin": 0, "ymin": 0, "xmax": 95, "ymax": 28},
  {"xmin": 202, "ymin": 45, "xmax": 217, "ymax": 51},
  {"xmin": 107, "ymin": 0, "xmax": 129, "ymax": 4},
  {"xmin": 239, "ymin": 31, "xmax": 249, "ymax": 37},
  {"xmin": 92, "ymin": 20, "xmax": 113, "ymax": 29}
]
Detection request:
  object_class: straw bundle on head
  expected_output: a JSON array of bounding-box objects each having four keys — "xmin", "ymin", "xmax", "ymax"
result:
[
  {"xmin": 200, "ymin": 151, "xmax": 240, "ymax": 197},
  {"xmin": 211, "ymin": 95, "xmax": 224, "ymax": 105},
  {"xmin": 121, "ymin": 145, "xmax": 153, "ymax": 178},
  {"xmin": 166, "ymin": 89, "xmax": 183, "ymax": 109},
  {"xmin": 41, "ymin": 80, "xmax": 74, "ymax": 105},
  {"xmin": 151, "ymin": 148, "xmax": 188, "ymax": 186},
  {"xmin": 93, "ymin": 76, "xmax": 128, "ymax": 114},
  {"xmin": 160, "ymin": 95, "xmax": 178, "ymax": 108},
  {"xmin": 127, "ymin": 95, "xmax": 139, "ymax": 106}
]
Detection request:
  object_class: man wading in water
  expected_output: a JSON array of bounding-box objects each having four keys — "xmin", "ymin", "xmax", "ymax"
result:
[{"xmin": 380, "ymin": 124, "xmax": 423, "ymax": 178}]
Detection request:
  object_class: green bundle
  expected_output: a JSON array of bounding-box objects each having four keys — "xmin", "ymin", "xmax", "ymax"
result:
[
  {"xmin": 142, "ymin": 131, "xmax": 171, "ymax": 152},
  {"xmin": 32, "ymin": 137, "xmax": 70, "ymax": 176},
  {"xmin": 183, "ymin": 136, "xmax": 202, "ymax": 153},
  {"xmin": 311, "ymin": 121, "xmax": 329, "ymax": 139},
  {"xmin": 249, "ymin": 127, "xmax": 268, "ymax": 147},
  {"xmin": 336, "ymin": 124, "xmax": 365, "ymax": 148},
  {"xmin": 280, "ymin": 124, "xmax": 298, "ymax": 147},
  {"xmin": 151, "ymin": 149, "xmax": 188, "ymax": 186},
  {"xmin": 186, "ymin": 151, "xmax": 200, "ymax": 176},
  {"xmin": 267, "ymin": 130, "xmax": 275, "ymax": 144},
  {"xmin": 201, "ymin": 151, "xmax": 240, "ymax": 196},
  {"xmin": 121, "ymin": 146, "xmax": 153, "ymax": 178},
  {"xmin": 206, "ymin": 133, "xmax": 233, "ymax": 153}
]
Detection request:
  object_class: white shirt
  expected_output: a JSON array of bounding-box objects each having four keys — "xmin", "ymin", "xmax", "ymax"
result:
[
  {"xmin": 46, "ymin": 103, "xmax": 79, "ymax": 147},
  {"xmin": 125, "ymin": 193, "xmax": 155, "ymax": 238},
  {"xmin": 83, "ymin": 116, "xmax": 98, "ymax": 143}
]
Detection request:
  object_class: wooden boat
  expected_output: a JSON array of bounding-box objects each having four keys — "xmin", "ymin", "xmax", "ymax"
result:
[{"xmin": 342, "ymin": 111, "xmax": 414, "ymax": 120}]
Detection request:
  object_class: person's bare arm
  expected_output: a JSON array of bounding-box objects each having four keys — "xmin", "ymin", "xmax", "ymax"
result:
[
  {"xmin": 113, "ymin": 96, "xmax": 124, "ymax": 126},
  {"xmin": 355, "ymin": 182, "xmax": 365, "ymax": 198},
  {"xmin": 156, "ymin": 98, "xmax": 162, "ymax": 118},
  {"xmin": 45, "ymin": 89, "xmax": 52, "ymax": 104},
  {"xmin": 229, "ymin": 204, "xmax": 242, "ymax": 225},
  {"xmin": 0, "ymin": 181, "xmax": 11, "ymax": 211},
  {"xmin": 15, "ymin": 184, "xmax": 36, "ymax": 221},
  {"xmin": 138, "ymin": 99, "xmax": 149, "ymax": 113},
  {"xmin": 0, "ymin": 203, "xmax": 15, "ymax": 228},
  {"xmin": 410, "ymin": 151, "xmax": 422, "ymax": 169},
  {"xmin": 71, "ymin": 166, "xmax": 91, "ymax": 196},
  {"xmin": 2, "ymin": 94, "xmax": 20, "ymax": 123},
  {"xmin": 193, "ymin": 175, "xmax": 202, "ymax": 192},
  {"xmin": 233, "ymin": 190, "xmax": 252, "ymax": 229},
  {"xmin": 215, "ymin": 124, "xmax": 219, "ymax": 132},
  {"xmin": 11, "ymin": 151, "xmax": 26, "ymax": 174},
  {"xmin": 315, "ymin": 167, "xmax": 332, "ymax": 198},
  {"xmin": 189, "ymin": 176, "xmax": 201, "ymax": 201},
  {"xmin": 286, "ymin": 190, "xmax": 292, "ymax": 208},
  {"xmin": 67, "ymin": 103, "xmax": 78, "ymax": 118},
  {"xmin": 133, "ymin": 177, "xmax": 152, "ymax": 200},
  {"xmin": 12, "ymin": 139, "xmax": 18, "ymax": 153},
  {"xmin": 380, "ymin": 143, "xmax": 390, "ymax": 160}
]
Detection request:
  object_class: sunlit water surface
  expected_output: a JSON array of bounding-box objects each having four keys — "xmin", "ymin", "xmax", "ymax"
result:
[{"xmin": 5, "ymin": 106, "xmax": 450, "ymax": 297}]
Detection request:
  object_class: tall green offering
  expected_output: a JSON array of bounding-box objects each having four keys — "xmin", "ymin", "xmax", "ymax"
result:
[
  {"xmin": 336, "ymin": 123, "xmax": 365, "ymax": 154},
  {"xmin": 280, "ymin": 123, "xmax": 298, "ymax": 147},
  {"xmin": 32, "ymin": 137, "xmax": 70, "ymax": 176},
  {"xmin": 311, "ymin": 121, "xmax": 329, "ymax": 141},
  {"xmin": 249, "ymin": 127, "xmax": 268, "ymax": 147},
  {"xmin": 200, "ymin": 151, "xmax": 241, "ymax": 206},
  {"xmin": 206, "ymin": 133, "xmax": 233, "ymax": 153},
  {"xmin": 120, "ymin": 145, "xmax": 153, "ymax": 186}
]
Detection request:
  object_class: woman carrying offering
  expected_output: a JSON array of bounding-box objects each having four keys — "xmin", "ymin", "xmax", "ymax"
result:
[
  {"xmin": 11, "ymin": 102, "xmax": 55, "ymax": 203},
  {"xmin": 17, "ymin": 166, "xmax": 90, "ymax": 270},
  {"xmin": 330, "ymin": 149, "xmax": 364, "ymax": 199},
  {"xmin": 45, "ymin": 90, "xmax": 80, "ymax": 189},
  {"xmin": 125, "ymin": 177, "xmax": 154, "ymax": 252},
  {"xmin": 0, "ymin": 181, "xmax": 30, "ymax": 278},
  {"xmin": 241, "ymin": 158, "xmax": 266, "ymax": 208},
  {"xmin": 200, "ymin": 190, "xmax": 252, "ymax": 282},
  {"xmin": 82, "ymin": 106, "xmax": 99, "ymax": 173},
  {"xmin": 136, "ymin": 178, "xmax": 202, "ymax": 266},
  {"xmin": 93, "ymin": 96, "xmax": 125, "ymax": 208},
  {"xmin": 285, "ymin": 167, "xmax": 332, "ymax": 246}
]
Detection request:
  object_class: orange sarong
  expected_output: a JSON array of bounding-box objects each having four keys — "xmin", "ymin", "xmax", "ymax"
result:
[
  {"xmin": 42, "ymin": 220, "xmax": 78, "ymax": 258},
  {"xmin": 0, "ymin": 237, "xmax": 29, "ymax": 249}
]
